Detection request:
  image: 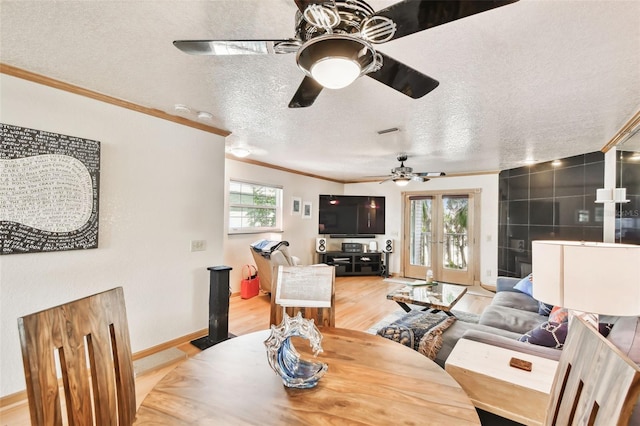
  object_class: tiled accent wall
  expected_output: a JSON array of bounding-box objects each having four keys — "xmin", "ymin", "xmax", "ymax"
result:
[
  {"xmin": 498, "ymin": 152, "xmax": 604, "ymax": 278},
  {"xmin": 617, "ymin": 150, "xmax": 640, "ymax": 244}
]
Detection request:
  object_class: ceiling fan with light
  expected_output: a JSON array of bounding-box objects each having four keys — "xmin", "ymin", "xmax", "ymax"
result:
[
  {"xmin": 375, "ymin": 154, "xmax": 445, "ymax": 186},
  {"xmin": 173, "ymin": 0, "xmax": 518, "ymax": 108}
]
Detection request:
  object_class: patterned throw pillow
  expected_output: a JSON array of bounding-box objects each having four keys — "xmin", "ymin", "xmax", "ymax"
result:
[
  {"xmin": 519, "ymin": 321, "xmax": 567, "ymax": 349},
  {"xmin": 519, "ymin": 320, "xmax": 614, "ymax": 349},
  {"xmin": 376, "ymin": 311, "xmax": 452, "ymax": 352},
  {"xmin": 514, "ymin": 274, "xmax": 533, "ymax": 296}
]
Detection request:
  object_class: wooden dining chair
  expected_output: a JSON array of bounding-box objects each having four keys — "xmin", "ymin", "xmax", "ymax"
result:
[
  {"xmin": 545, "ymin": 316, "xmax": 640, "ymax": 426},
  {"xmin": 270, "ymin": 265, "xmax": 336, "ymax": 328},
  {"xmin": 18, "ymin": 287, "xmax": 136, "ymax": 425}
]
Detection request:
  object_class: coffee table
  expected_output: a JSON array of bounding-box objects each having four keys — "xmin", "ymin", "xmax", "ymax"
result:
[
  {"xmin": 386, "ymin": 281, "xmax": 467, "ymax": 315},
  {"xmin": 134, "ymin": 328, "xmax": 480, "ymax": 425}
]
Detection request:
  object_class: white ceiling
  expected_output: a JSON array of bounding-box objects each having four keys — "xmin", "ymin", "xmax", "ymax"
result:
[{"xmin": 1, "ymin": 0, "xmax": 639, "ymax": 182}]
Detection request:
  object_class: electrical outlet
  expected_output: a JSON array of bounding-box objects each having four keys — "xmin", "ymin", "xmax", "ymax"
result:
[
  {"xmin": 486, "ymin": 269, "xmax": 492, "ymax": 277},
  {"xmin": 190, "ymin": 240, "xmax": 207, "ymax": 252}
]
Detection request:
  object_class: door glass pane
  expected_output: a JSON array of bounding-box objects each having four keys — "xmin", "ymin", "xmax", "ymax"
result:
[
  {"xmin": 409, "ymin": 198, "xmax": 432, "ymax": 267},
  {"xmin": 443, "ymin": 195, "xmax": 468, "ymax": 271}
]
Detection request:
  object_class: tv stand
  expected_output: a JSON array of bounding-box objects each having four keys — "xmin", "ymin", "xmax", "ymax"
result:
[
  {"xmin": 319, "ymin": 251, "xmax": 389, "ymax": 278},
  {"xmin": 328, "ymin": 234, "xmax": 375, "ymax": 239}
]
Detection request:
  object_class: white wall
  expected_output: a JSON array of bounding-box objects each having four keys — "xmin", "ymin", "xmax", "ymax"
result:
[
  {"xmin": 0, "ymin": 75, "xmax": 226, "ymax": 397},
  {"xmin": 346, "ymin": 174, "xmax": 500, "ymax": 284},
  {"xmin": 223, "ymin": 159, "xmax": 343, "ymax": 292}
]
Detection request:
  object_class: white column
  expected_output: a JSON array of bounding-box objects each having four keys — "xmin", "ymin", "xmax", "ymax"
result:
[{"xmin": 602, "ymin": 149, "xmax": 617, "ymax": 243}]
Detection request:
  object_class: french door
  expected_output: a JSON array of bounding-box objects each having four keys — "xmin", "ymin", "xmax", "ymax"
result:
[{"xmin": 403, "ymin": 191, "xmax": 479, "ymax": 285}]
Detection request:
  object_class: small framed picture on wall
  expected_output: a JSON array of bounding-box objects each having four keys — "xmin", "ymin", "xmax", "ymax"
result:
[
  {"xmin": 302, "ymin": 201, "xmax": 312, "ymax": 219},
  {"xmin": 291, "ymin": 197, "xmax": 302, "ymax": 215}
]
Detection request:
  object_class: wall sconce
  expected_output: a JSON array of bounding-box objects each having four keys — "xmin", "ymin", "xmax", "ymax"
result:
[{"xmin": 595, "ymin": 188, "xmax": 629, "ymax": 203}]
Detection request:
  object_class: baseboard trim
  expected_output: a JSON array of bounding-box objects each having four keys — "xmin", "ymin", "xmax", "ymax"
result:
[
  {"xmin": 0, "ymin": 390, "xmax": 27, "ymax": 409},
  {"xmin": 480, "ymin": 283, "xmax": 497, "ymax": 293},
  {"xmin": 0, "ymin": 327, "xmax": 209, "ymax": 408},
  {"xmin": 132, "ymin": 328, "xmax": 207, "ymax": 361}
]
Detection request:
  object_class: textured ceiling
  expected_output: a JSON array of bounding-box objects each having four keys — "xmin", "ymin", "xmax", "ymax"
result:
[{"xmin": 1, "ymin": 0, "xmax": 639, "ymax": 182}]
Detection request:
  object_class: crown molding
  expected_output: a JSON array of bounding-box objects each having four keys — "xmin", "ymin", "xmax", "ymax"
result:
[
  {"xmin": 0, "ymin": 63, "xmax": 230, "ymax": 137},
  {"xmin": 601, "ymin": 109, "xmax": 640, "ymax": 153}
]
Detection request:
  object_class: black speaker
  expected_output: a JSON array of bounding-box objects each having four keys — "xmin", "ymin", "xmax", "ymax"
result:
[
  {"xmin": 316, "ymin": 237, "xmax": 327, "ymax": 253},
  {"xmin": 384, "ymin": 239, "xmax": 393, "ymax": 253}
]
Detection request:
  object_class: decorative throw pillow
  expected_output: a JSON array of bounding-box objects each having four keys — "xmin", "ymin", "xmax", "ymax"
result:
[
  {"xmin": 519, "ymin": 321, "xmax": 614, "ymax": 349},
  {"xmin": 549, "ymin": 306, "xmax": 569, "ymax": 323},
  {"xmin": 514, "ymin": 274, "xmax": 533, "ymax": 297},
  {"xmin": 538, "ymin": 301, "xmax": 554, "ymax": 316},
  {"xmin": 519, "ymin": 321, "xmax": 567, "ymax": 349},
  {"xmin": 376, "ymin": 311, "xmax": 452, "ymax": 352}
]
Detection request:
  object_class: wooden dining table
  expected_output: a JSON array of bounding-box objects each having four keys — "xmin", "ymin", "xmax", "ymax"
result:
[{"xmin": 134, "ymin": 327, "xmax": 481, "ymax": 425}]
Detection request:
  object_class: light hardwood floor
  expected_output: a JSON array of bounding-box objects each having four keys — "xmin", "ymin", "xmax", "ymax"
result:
[{"xmin": 0, "ymin": 276, "xmax": 493, "ymax": 425}]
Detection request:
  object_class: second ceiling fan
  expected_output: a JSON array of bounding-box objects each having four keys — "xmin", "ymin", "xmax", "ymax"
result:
[
  {"xmin": 375, "ymin": 154, "xmax": 445, "ymax": 186},
  {"xmin": 174, "ymin": 0, "xmax": 518, "ymax": 108}
]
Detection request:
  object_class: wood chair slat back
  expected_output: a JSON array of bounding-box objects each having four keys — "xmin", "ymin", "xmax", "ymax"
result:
[
  {"xmin": 18, "ymin": 287, "xmax": 136, "ymax": 425},
  {"xmin": 270, "ymin": 267, "xmax": 336, "ymax": 328},
  {"xmin": 546, "ymin": 316, "xmax": 640, "ymax": 426}
]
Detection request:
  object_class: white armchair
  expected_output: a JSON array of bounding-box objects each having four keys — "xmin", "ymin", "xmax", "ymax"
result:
[{"xmin": 250, "ymin": 242, "xmax": 299, "ymax": 294}]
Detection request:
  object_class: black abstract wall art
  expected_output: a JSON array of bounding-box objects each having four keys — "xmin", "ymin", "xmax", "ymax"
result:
[{"xmin": 1, "ymin": 123, "xmax": 100, "ymax": 254}]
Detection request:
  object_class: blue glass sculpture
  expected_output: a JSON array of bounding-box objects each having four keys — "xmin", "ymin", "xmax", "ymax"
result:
[{"xmin": 264, "ymin": 312, "xmax": 328, "ymax": 388}]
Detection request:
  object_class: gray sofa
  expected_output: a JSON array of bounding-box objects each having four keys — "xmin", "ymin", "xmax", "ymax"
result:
[
  {"xmin": 436, "ymin": 276, "xmax": 640, "ymax": 425},
  {"xmin": 377, "ymin": 276, "xmax": 640, "ymax": 421},
  {"xmin": 435, "ymin": 276, "xmax": 640, "ymax": 370}
]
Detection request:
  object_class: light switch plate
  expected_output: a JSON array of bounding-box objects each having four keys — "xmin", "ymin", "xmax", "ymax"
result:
[{"xmin": 190, "ymin": 240, "xmax": 206, "ymax": 252}]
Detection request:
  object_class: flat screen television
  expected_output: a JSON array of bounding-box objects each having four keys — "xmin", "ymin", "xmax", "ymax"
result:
[{"xmin": 318, "ymin": 195, "xmax": 385, "ymax": 237}]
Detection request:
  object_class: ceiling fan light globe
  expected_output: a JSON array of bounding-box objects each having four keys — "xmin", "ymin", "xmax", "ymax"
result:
[
  {"xmin": 311, "ymin": 57, "xmax": 361, "ymax": 89},
  {"xmin": 297, "ymin": 35, "xmax": 375, "ymax": 90},
  {"xmin": 393, "ymin": 177, "xmax": 410, "ymax": 187}
]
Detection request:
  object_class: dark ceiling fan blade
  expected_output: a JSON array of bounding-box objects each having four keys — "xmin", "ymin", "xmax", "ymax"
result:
[
  {"xmin": 415, "ymin": 172, "xmax": 446, "ymax": 177},
  {"xmin": 173, "ymin": 40, "xmax": 294, "ymax": 55},
  {"xmin": 374, "ymin": 0, "xmax": 519, "ymax": 41},
  {"xmin": 366, "ymin": 53, "xmax": 439, "ymax": 99},
  {"xmin": 289, "ymin": 76, "xmax": 324, "ymax": 108}
]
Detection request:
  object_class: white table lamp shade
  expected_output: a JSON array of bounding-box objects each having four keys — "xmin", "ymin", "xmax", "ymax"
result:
[
  {"xmin": 532, "ymin": 241, "xmax": 640, "ymax": 316},
  {"xmin": 531, "ymin": 241, "xmax": 564, "ymax": 306}
]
